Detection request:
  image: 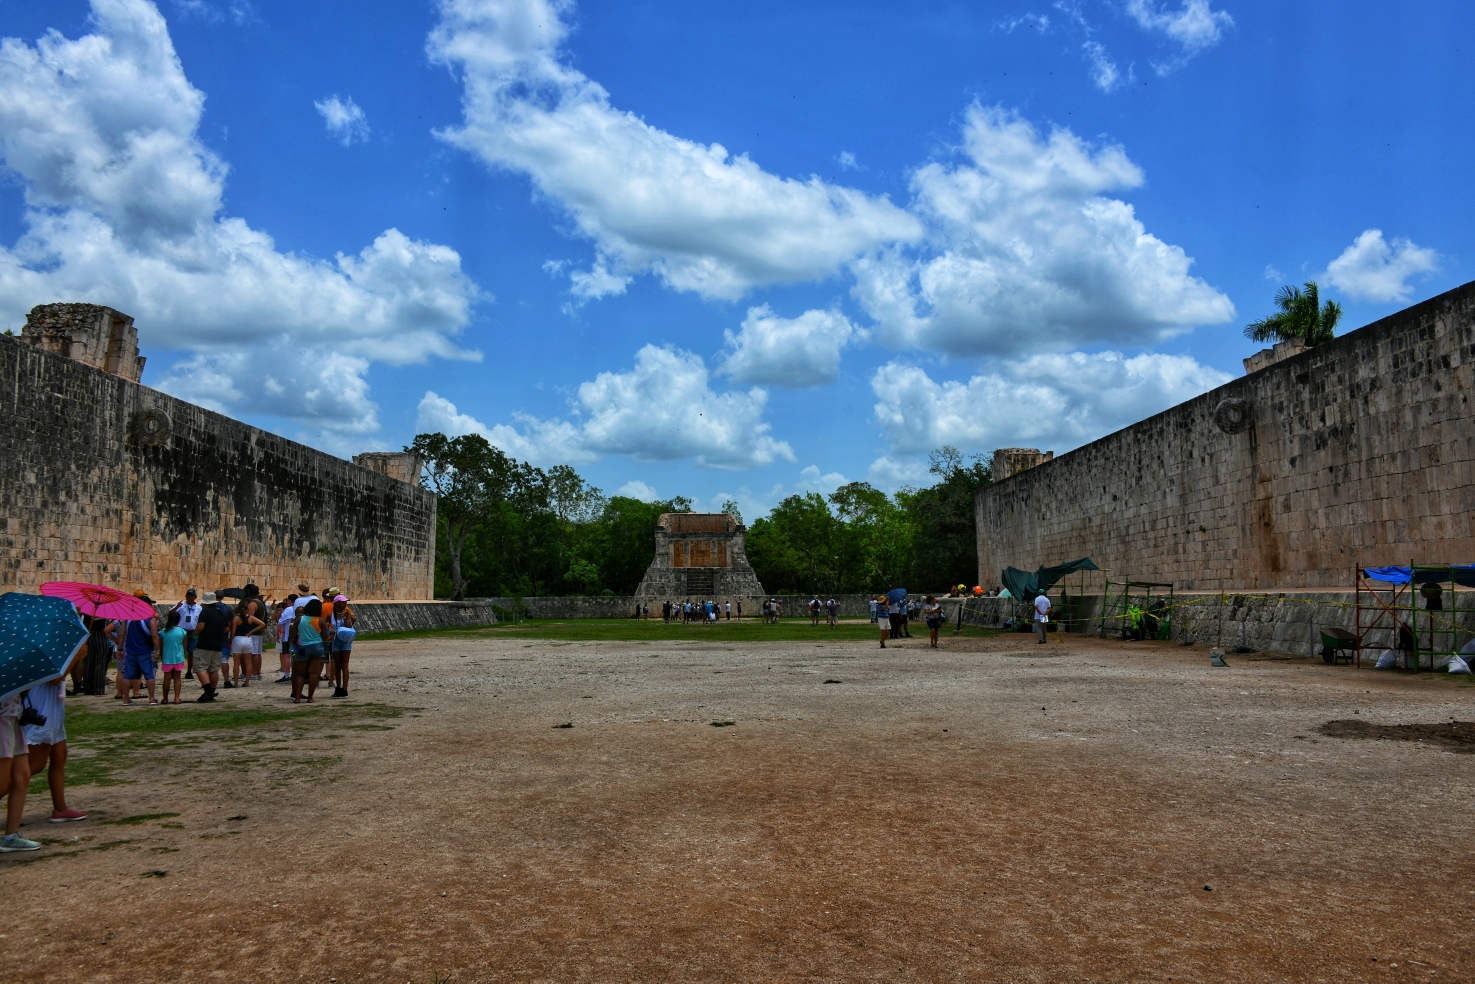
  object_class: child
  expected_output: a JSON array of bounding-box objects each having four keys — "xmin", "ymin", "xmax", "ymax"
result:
[{"xmin": 159, "ymin": 611, "xmax": 188, "ymax": 704}]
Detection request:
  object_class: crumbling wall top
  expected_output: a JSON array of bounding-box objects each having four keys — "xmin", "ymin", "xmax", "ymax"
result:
[{"xmin": 22, "ymin": 303, "xmax": 145, "ymax": 382}]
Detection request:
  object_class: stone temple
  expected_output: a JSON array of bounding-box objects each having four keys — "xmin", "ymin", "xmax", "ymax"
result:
[{"xmin": 635, "ymin": 513, "xmax": 766, "ymax": 602}]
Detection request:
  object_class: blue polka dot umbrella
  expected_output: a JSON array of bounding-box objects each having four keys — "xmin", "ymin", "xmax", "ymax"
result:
[{"xmin": 0, "ymin": 593, "xmax": 90, "ymax": 703}]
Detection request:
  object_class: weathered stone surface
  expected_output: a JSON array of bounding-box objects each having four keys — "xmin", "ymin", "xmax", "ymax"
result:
[
  {"xmin": 634, "ymin": 513, "xmax": 766, "ymax": 603},
  {"xmin": 976, "ymin": 279, "xmax": 1475, "ymax": 592},
  {"xmin": 0, "ymin": 334, "xmax": 436, "ymax": 601},
  {"xmin": 21, "ymin": 303, "xmax": 146, "ymax": 383}
]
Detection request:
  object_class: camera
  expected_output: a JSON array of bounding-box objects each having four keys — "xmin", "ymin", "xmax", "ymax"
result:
[{"xmin": 18, "ymin": 704, "xmax": 46, "ymax": 727}]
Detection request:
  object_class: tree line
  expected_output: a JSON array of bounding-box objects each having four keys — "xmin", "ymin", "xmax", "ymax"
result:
[{"xmin": 409, "ymin": 434, "xmax": 991, "ymax": 600}]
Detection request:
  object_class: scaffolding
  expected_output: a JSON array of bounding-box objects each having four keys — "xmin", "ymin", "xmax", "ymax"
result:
[
  {"xmin": 1099, "ymin": 578, "xmax": 1175, "ymax": 640},
  {"xmin": 1355, "ymin": 564, "xmax": 1475, "ymax": 669}
]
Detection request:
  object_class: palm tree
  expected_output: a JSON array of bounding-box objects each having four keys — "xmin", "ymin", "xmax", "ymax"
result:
[{"xmin": 1244, "ymin": 281, "xmax": 1342, "ymax": 347}]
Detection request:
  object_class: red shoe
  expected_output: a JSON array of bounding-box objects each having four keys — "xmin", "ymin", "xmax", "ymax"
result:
[{"xmin": 49, "ymin": 808, "xmax": 88, "ymax": 823}]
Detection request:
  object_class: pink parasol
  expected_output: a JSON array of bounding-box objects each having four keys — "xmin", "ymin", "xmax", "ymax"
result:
[{"xmin": 40, "ymin": 582, "xmax": 158, "ymax": 621}]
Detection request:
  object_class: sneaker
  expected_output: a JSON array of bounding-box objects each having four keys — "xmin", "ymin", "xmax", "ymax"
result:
[
  {"xmin": 49, "ymin": 808, "xmax": 87, "ymax": 823},
  {"xmin": 0, "ymin": 833, "xmax": 42, "ymax": 852},
  {"xmin": 222, "ymin": 680, "xmax": 235, "ymax": 689},
  {"xmin": 196, "ymin": 691, "xmax": 215, "ymax": 703},
  {"xmin": 276, "ymin": 675, "xmax": 291, "ymax": 684},
  {"xmin": 330, "ymin": 688, "xmax": 348, "ymax": 699},
  {"xmin": 252, "ymin": 674, "xmax": 262, "ymax": 681}
]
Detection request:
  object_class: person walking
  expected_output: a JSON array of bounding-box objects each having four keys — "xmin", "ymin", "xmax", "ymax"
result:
[
  {"xmin": 1, "ymin": 692, "xmax": 39, "ymax": 852},
  {"xmin": 290, "ymin": 599, "xmax": 327, "ymax": 703},
  {"xmin": 924, "ymin": 596, "xmax": 943, "ymax": 648},
  {"xmin": 121, "ymin": 594, "xmax": 160, "ymax": 705},
  {"xmin": 193, "ymin": 592, "xmax": 229, "ymax": 702},
  {"xmin": 328, "ymin": 595, "xmax": 356, "ymax": 698},
  {"xmin": 24, "ymin": 676, "xmax": 85, "ymax": 823},
  {"xmin": 876, "ymin": 594, "xmax": 891, "ymax": 648},
  {"xmin": 158, "ymin": 611, "xmax": 188, "ymax": 704},
  {"xmin": 1034, "ymin": 591, "xmax": 1052, "ymax": 644}
]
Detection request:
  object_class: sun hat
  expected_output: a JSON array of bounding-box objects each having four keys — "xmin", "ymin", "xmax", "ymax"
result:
[
  {"xmin": 201, "ymin": 591, "xmax": 217, "ymax": 603},
  {"xmin": 333, "ymin": 594, "xmax": 348, "ymax": 603}
]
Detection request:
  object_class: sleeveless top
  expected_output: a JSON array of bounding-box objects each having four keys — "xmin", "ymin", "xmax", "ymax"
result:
[{"xmin": 297, "ymin": 615, "xmax": 323, "ymax": 647}]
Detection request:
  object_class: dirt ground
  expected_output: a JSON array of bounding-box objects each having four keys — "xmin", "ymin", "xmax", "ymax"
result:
[{"xmin": 3, "ymin": 626, "xmax": 1474, "ymax": 983}]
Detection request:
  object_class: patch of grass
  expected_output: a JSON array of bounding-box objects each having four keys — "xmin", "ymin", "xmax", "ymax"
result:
[
  {"xmin": 363, "ymin": 618, "xmax": 1003, "ymax": 644},
  {"xmin": 552, "ymin": 722, "xmax": 573, "ymax": 729},
  {"xmin": 101, "ymin": 813, "xmax": 179, "ymax": 826},
  {"xmin": 3, "ymin": 850, "xmax": 80, "ymax": 866},
  {"xmin": 91, "ymin": 839, "xmax": 136, "ymax": 851},
  {"xmin": 710, "ymin": 720, "xmax": 736, "ymax": 727},
  {"xmin": 57, "ymin": 702, "xmax": 407, "ymax": 788},
  {"xmin": 142, "ymin": 869, "xmax": 168, "ymax": 878},
  {"xmin": 150, "ymin": 846, "xmax": 179, "ymax": 854}
]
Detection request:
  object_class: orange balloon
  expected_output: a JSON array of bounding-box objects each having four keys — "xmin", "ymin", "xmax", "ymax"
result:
[{"xmin": 972, "ymin": 585, "xmax": 983, "ymax": 596}]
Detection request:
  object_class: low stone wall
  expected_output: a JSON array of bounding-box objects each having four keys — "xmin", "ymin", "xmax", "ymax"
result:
[
  {"xmin": 939, "ymin": 591, "xmax": 1475, "ymax": 661},
  {"xmin": 150, "ymin": 599, "xmax": 497, "ymax": 639}
]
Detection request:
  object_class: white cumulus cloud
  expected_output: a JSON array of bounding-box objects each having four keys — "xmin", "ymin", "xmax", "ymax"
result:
[
  {"xmin": 1126, "ymin": 0, "xmax": 1233, "ymax": 73},
  {"xmin": 1324, "ymin": 229, "xmax": 1440, "ymax": 303},
  {"xmin": 315, "ymin": 94, "xmax": 369, "ymax": 146},
  {"xmin": 717, "ymin": 305, "xmax": 863, "ymax": 389},
  {"xmin": 851, "ymin": 105, "xmax": 1234, "ymax": 357},
  {"xmin": 869, "ymin": 350, "xmax": 1232, "ymax": 458},
  {"xmin": 615, "ymin": 479, "xmax": 659, "ymax": 502},
  {"xmin": 427, "ymin": 0, "xmax": 920, "ymax": 301},
  {"xmin": 0, "ymin": 0, "xmax": 479, "ymax": 441},
  {"xmin": 417, "ymin": 345, "xmax": 795, "ymax": 470}
]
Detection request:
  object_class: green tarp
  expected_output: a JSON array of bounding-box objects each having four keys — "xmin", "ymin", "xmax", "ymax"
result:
[{"xmin": 1001, "ymin": 558, "xmax": 1100, "ymax": 598}]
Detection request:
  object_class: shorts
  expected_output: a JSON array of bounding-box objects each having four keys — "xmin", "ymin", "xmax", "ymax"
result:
[
  {"xmin": 0, "ymin": 716, "xmax": 26, "ymax": 758},
  {"xmin": 926, "ymin": 617, "xmax": 942, "ymax": 630},
  {"xmin": 122, "ymin": 650, "xmax": 156, "ymax": 681},
  {"xmin": 230, "ymin": 637, "xmax": 258, "ymax": 656},
  {"xmin": 293, "ymin": 642, "xmax": 325, "ymax": 662},
  {"xmin": 160, "ymin": 660, "xmax": 186, "ymax": 674},
  {"xmin": 330, "ymin": 639, "xmax": 353, "ymax": 653},
  {"xmin": 184, "ymin": 636, "xmax": 198, "ymax": 654},
  {"xmin": 250, "ymin": 636, "xmax": 263, "ymax": 655},
  {"xmin": 24, "ymin": 719, "xmax": 65, "ymax": 747},
  {"xmin": 193, "ymin": 650, "xmax": 223, "ymax": 674}
]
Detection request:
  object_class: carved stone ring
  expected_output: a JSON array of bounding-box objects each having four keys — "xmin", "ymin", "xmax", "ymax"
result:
[{"xmin": 1212, "ymin": 398, "xmax": 1251, "ymax": 434}]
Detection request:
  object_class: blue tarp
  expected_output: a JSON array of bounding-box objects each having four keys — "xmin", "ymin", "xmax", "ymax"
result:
[
  {"xmin": 1363, "ymin": 566, "xmax": 1475, "ymax": 588},
  {"xmin": 1001, "ymin": 558, "xmax": 1100, "ymax": 598}
]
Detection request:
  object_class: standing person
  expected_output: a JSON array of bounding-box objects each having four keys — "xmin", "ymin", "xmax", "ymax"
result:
[
  {"xmin": 158, "ymin": 611, "xmax": 188, "ymax": 704},
  {"xmin": 193, "ymin": 592, "xmax": 229, "ymax": 702},
  {"xmin": 924, "ymin": 596, "xmax": 943, "ymax": 649},
  {"xmin": 290, "ymin": 599, "xmax": 327, "ymax": 704},
  {"xmin": 809, "ymin": 598, "xmax": 820, "ymax": 626},
  {"xmin": 173, "ymin": 589, "xmax": 202, "ymax": 678},
  {"xmin": 228, "ymin": 601, "xmax": 255, "ymax": 688},
  {"xmin": 121, "ymin": 594, "xmax": 160, "ymax": 706},
  {"xmin": 241, "ymin": 585, "xmax": 270, "ymax": 682},
  {"xmin": 887, "ymin": 593, "xmax": 904, "ymax": 643},
  {"xmin": 736, "ymin": 600, "xmax": 742, "ymax": 619},
  {"xmin": 868, "ymin": 596, "xmax": 878, "ymax": 624},
  {"xmin": 1034, "ymin": 591, "xmax": 1051, "ymax": 645},
  {"xmin": 898, "ymin": 597, "xmax": 913, "ymax": 638},
  {"xmin": 1, "ymin": 692, "xmax": 39, "ymax": 852},
  {"xmin": 275, "ymin": 595, "xmax": 298, "ymax": 683},
  {"xmin": 328, "ymin": 595, "xmax": 356, "ymax": 699},
  {"xmin": 876, "ymin": 594, "xmax": 891, "ymax": 648},
  {"xmin": 319, "ymin": 588, "xmax": 338, "ymax": 682},
  {"xmin": 827, "ymin": 598, "xmax": 838, "ymax": 626},
  {"xmin": 724, "ymin": 601, "xmax": 731, "ymax": 621},
  {"xmin": 24, "ymin": 676, "xmax": 86, "ymax": 823}
]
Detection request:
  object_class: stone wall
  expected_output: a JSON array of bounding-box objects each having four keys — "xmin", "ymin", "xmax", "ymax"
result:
[
  {"xmin": 976, "ymin": 279, "xmax": 1475, "ymax": 593},
  {"xmin": 0, "ymin": 335, "xmax": 436, "ymax": 601}
]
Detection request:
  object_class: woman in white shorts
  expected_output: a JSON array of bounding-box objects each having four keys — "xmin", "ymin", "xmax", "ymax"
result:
[
  {"xmin": 1, "ymin": 694, "xmax": 39, "ymax": 851},
  {"xmin": 25, "ymin": 678, "xmax": 85, "ymax": 823}
]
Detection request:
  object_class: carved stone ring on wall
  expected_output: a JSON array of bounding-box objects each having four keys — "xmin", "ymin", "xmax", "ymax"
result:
[
  {"xmin": 1212, "ymin": 398, "xmax": 1252, "ymax": 434},
  {"xmin": 132, "ymin": 407, "xmax": 172, "ymax": 446}
]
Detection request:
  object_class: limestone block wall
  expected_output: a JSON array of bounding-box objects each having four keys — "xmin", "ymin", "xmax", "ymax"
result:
[
  {"xmin": 0, "ymin": 336, "xmax": 436, "ymax": 600},
  {"xmin": 635, "ymin": 512, "xmax": 766, "ymax": 601},
  {"xmin": 976, "ymin": 280, "xmax": 1475, "ymax": 593}
]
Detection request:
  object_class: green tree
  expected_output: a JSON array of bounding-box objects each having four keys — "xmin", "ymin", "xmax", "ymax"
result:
[
  {"xmin": 408, "ymin": 432, "xmax": 518, "ymax": 600},
  {"xmin": 1244, "ymin": 280, "xmax": 1342, "ymax": 347},
  {"xmin": 745, "ymin": 493, "xmax": 845, "ymax": 593},
  {"xmin": 899, "ymin": 446, "xmax": 991, "ymax": 590},
  {"xmin": 829, "ymin": 482, "xmax": 914, "ymax": 590}
]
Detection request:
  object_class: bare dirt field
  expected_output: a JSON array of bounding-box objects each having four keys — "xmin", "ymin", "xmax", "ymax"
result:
[{"xmin": 4, "ymin": 626, "xmax": 1474, "ymax": 983}]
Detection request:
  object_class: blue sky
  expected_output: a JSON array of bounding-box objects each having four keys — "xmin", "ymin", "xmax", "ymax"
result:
[{"xmin": 1, "ymin": 1, "xmax": 1469, "ymax": 517}]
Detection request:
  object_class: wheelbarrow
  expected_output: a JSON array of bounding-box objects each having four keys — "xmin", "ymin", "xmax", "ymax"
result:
[{"xmin": 1319, "ymin": 626, "xmax": 1357, "ymax": 664}]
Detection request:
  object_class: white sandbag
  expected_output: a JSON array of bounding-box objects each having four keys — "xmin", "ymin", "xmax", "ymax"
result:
[
  {"xmin": 1461, "ymin": 638, "xmax": 1475, "ymax": 655},
  {"xmin": 1375, "ymin": 649, "xmax": 1398, "ymax": 669},
  {"xmin": 1448, "ymin": 655, "xmax": 1472, "ymax": 675}
]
